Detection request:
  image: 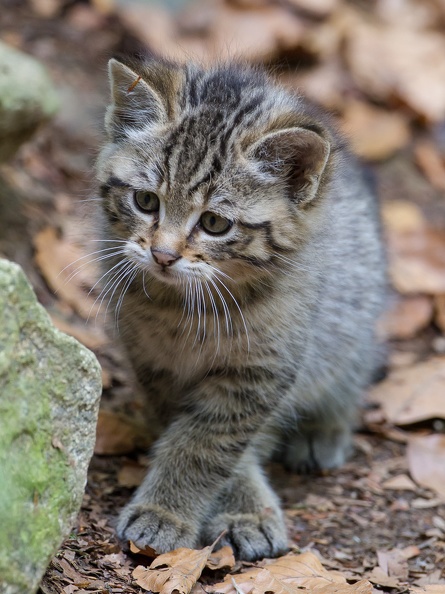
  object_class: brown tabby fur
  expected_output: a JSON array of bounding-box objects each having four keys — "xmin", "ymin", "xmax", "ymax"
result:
[{"xmin": 95, "ymin": 55, "xmax": 387, "ymax": 560}]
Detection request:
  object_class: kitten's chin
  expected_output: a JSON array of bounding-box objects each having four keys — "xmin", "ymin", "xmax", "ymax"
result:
[{"xmin": 148, "ymin": 267, "xmax": 182, "ymax": 286}]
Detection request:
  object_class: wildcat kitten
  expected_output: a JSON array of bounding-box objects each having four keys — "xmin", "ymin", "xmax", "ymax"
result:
[{"xmin": 96, "ymin": 56, "xmax": 386, "ymax": 561}]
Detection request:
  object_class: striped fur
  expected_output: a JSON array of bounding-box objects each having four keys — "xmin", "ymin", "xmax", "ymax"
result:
[{"xmin": 96, "ymin": 57, "xmax": 387, "ymax": 560}]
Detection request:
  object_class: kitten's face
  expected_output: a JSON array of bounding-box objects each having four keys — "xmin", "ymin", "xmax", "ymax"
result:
[
  {"xmin": 98, "ymin": 59, "xmax": 331, "ymax": 294},
  {"xmin": 99, "ymin": 141, "xmax": 297, "ymax": 290}
]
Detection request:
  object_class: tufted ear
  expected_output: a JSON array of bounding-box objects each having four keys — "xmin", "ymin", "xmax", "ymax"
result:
[
  {"xmin": 105, "ymin": 59, "xmax": 167, "ymax": 139},
  {"xmin": 248, "ymin": 127, "xmax": 331, "ymax": 206}
]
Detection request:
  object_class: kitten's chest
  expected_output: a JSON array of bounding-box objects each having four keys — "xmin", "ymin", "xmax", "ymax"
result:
[{"xmin": 119, "ymin": 293, "xmax": 253, "ymax": 383}]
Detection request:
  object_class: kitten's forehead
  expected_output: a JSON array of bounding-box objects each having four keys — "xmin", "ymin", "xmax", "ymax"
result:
[
  {"xmin": 162, "ymin": 108, "xmax": 232, "ymax": 198},
  {"xmin": 161, "ymin": 67, "xmax": 267, "ymax": 197}
]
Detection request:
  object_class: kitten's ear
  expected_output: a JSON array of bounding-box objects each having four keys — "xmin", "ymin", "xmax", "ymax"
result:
[
  {"xmin": 248, "ymin": 127, "xmax": 331, "ymax": 206},
  {"xmin": 105, "ymin": 59, "xmax": 167, "ymax": 138}
]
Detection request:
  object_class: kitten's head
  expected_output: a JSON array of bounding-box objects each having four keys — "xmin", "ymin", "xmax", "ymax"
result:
[{"xmin": 97, "ymin": 57, "xmax": 334, "ymax": 293}]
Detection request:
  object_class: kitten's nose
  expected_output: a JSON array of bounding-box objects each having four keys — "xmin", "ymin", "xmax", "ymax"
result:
[{"xmin": 151, "ymin": 247, "xmax": 181, "ymax": 267}]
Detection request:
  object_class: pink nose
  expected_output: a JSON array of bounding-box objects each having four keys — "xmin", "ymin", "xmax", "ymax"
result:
[{"xmin": 151, "ymin": 248, "xmax": 181, "ymax": 267}]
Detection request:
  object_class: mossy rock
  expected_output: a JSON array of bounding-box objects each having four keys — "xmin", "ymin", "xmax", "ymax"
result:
[
  {"xmin": 0, "ymin": 259, "xmax": 102, "ymax": 594},
  {"xmin": 0, "ymin": 42, "xmax": 59, "ymax": 161}
]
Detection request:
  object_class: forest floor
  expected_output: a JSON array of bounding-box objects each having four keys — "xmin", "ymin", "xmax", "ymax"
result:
[{"xmin": 1, "ymin": 1, "xmax": 445, "ymax": 593}]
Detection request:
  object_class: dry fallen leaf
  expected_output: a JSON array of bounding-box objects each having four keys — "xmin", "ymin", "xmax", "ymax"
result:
[
  {"xmin": 346, "ymin": 22, "xmax": 445, "ymax": 122},
  {"xmin": 368, "ymin": 357, "xmax": 445, "ymax": 425},
  {"xmin": 208, "ymin": 4, "xmax": 305, "ymax": 63},
  {"xmin": 382, "ymin": 202, "xmax": 445, "ymax": 294},
  {"xmin": 133, "ymin": 544, "xmax": 215, "ymax": 594},
  {"xmin": 381, "ymin": 474, "xmax": 417, "ymax": 491},
  {"xmin": 34, "ymin": 226, "xmax": 100, "ymax": 319},
  {"xmin": 178, "ymin": 0, "xmax": 306, "ymax": 63},
  {"xmin": 99, "ymin": 552, "xmax": 127, "ymax": 566},
  {"xmin": 377, "ymin": 546, "xmax": 420, "ymax": 582},
  {"xmin": 387, "ymin": 351, "xmax": 419, "ymax": 370},
  {"xmin": 415, "ymin": 141, "xmax": 445, "ymax": 191},
  {"xmin": 341, "ymin": 100, "xmax": 411, "ymax": 161},
  {"xmin": 376, "ymin": 0, "xmax": 441, "ymax": 28},
  {"xmin": 95, "ymin": 409, "xmax": 153, "ymax": 455},
  {"xmin": 407, "ymin": 434, "xmax": 445, "ymax": 499},
  {"xmin": 411, "ymin": 498, "xmax": 442, "ymax": 510},
  {"xmin": 117, "ymin": 3, "xmax": 207, "ymax": 63},
  {"xmin": 292, "ymin": 60, "xmax": 347, "ymax": 111},
  {"xmin": 377, "ymin": 295, "xmax": 433, "ymax": 340},
  {"xmin": 206, "ymin": 546, "xmax": 236, "ymax": 571},
  {"xmin": 389, "ymin": 231, "xmax": 445, "ymax": 293},
  {"xmin": 368, "ymin": 566, "xmax": 401, "ymax": 589},
  {"xmin": 209, "ymin": 551, "xmax": 372, "ymax": 594},
  {"xmin": 369, "ymin": 548, "xmax": 419, "ymax": 589},
  {"xmin": 414, "ymin": 569, "xmax": 445, "ymax": 587},
  {"xmin": 52, "ymin": 557, "xmax": 87, "ymax": 586},
  {"xmin": 130, "ymin": 541, "xmax": 158, "ymax": 558},
  {"xmin": 121, "ymin": 0, "xmax": 307, "ymax": 65},
  {"xmin": 381, "ymin": 201, "xmax": 425, "ymax": 234},
  {"xmin": 286, "ymin": 0, "xmax": 338, "ymax": 18}
]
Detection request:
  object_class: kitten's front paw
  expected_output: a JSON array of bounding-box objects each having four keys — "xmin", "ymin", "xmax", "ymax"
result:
[
  {"xmin": 203, "ymin": 510, "xmax": 288, "ymax": 561},
  {"xmin": 117, "ymin": 502, "xmax": 198, "ymax": 552}
]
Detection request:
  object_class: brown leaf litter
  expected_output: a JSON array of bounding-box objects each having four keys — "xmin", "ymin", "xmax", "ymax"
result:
[
  {"xmin": 133, "ymin": 543, "xmax": 219, "ymax": 594},
  {"xmin": 407, "ymin": 434, "xmax": 445, "ymax": 499},
  {"xmin": 368, "ymin": 357, "xmax": 445, "ymax": 426},
  {"xmin": 209, "ymin": 551, "xmax": 372, "ymax": 594},
  {"xmin": 382, "ymin": 201, "xmax": 445, "ymax": 295}
]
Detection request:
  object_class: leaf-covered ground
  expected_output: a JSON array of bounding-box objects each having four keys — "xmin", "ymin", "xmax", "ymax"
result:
[{"xmin": 1, "ymin": 1, "xmax": 445, "ymax": 592}]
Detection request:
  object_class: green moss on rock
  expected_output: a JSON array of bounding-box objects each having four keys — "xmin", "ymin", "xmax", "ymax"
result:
[{"xmin": 0, "ymin": 259, "xmax": 102, "ymax": 594}]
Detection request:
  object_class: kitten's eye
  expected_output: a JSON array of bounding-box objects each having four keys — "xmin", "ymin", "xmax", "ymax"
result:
[
  {"xmin": 134, "ymin": 190, "xmax": 160, "ymax": 213},
  {"xmin": 200, "ymin": 212, "xmax": 232, "ymax": 235}
]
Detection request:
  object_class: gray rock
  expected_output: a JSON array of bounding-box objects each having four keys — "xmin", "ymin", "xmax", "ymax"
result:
[
  {"xmin": 0, "ymin": 259, "xmax": 102, "ymax": 594},
  {"xmin": 0, "ymin": 42, "xmax": 59, "ymax": 161}
]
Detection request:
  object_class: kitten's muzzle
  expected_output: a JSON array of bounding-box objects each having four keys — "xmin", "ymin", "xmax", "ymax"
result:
[{"xmin": 150, "ymin": 247, "xmax": 182, "ymax": 267}]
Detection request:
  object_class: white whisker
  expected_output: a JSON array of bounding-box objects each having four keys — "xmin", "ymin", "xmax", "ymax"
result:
[
  {"xmin": 87, "ymin": 253, "xmax": 128, "ymax": 296},
  {"xmin": 193, "ymin": 277, "xmax": 202, "ymax": 347},
  {"xmin": 204, "ymin": 280, "xmax": 220, "ymax": 363},
  {"xmin": 88, "ymin": 239, "xmax": 128, "ymax": 244},
  {"xmin": 58, "ymin": 246, "xmax": 124, "ymax": 278},
  {"xmin": 177, "ymin": 278, "xmax": 189, "ymax": 330},
  {"xmin": 207, "ymin": 264, "xmax": 234, "ymax": 283},
  {"xmin": 102, "ymin": 262, "xmax": 134, "ymax": 320},
  {"xmin": 208, "ymin": 277, "xmax": 232, "ymax": 337},
  {"xmin": 115, "ymin": 266, "xmax": 139, "ymax": 329},
  {"xmin": 142, "ymin": 270, "xmax": 151, "ymax": 300},
  {"xmin": 63, "ymin": 249, "xmax": 126, "ymax": 286},
  {"xmin": 183, "ymin": 277, "xmax": 197, "ymax": 345},
  {"xmin": 93, "ymin": 260, "xmax": 133, "ymax": 323},
  {"xmin": 212, "ymin": 275, "xmax": 250, "ymax": 353}
]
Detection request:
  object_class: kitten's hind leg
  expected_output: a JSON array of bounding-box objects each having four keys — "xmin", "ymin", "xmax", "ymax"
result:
[
  {"xmin": 201, "ymin": 453, "xmax": 288, "ymax": 561},
  {"xmin": 277, "ymin": 418, "xmax": 354, "ymax": 474}
]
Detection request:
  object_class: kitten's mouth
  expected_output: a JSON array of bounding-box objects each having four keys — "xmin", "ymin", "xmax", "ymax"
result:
[
  {"xmin": 132, "ymin": 254, "xmax": 206, "ymax": 287},
  {"xmin": 150, "ymin": 266, "xmax": 180, "ymax": 285},
  {"xmin": 148, "ymin": 263, "xmax": 201, "ymax": 287}
]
